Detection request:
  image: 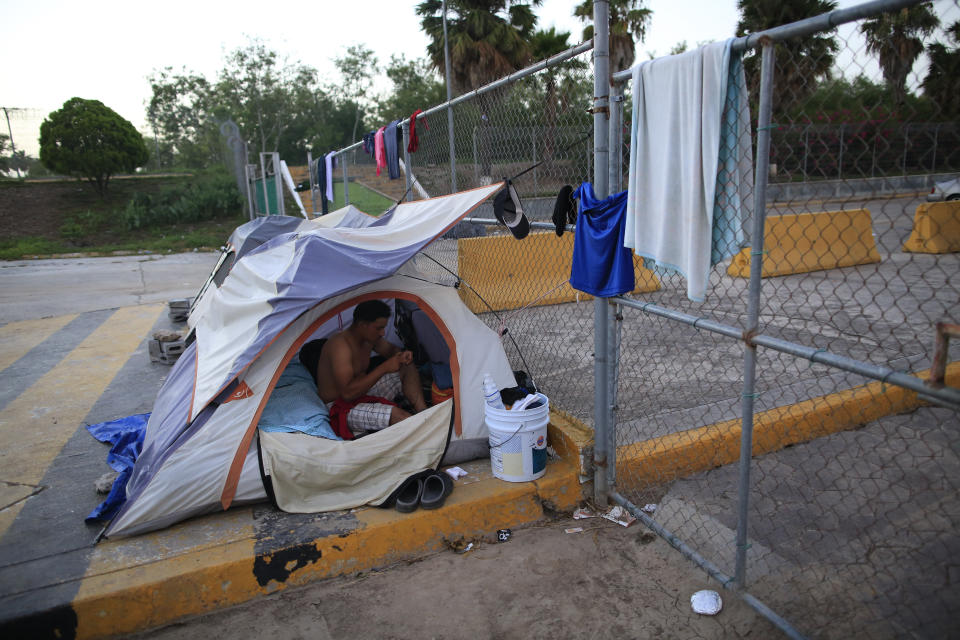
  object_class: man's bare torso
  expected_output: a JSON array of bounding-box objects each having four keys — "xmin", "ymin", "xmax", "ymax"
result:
[{"xmin": 316, "ymin": 330, "xmax": 371, "ymax": 404}]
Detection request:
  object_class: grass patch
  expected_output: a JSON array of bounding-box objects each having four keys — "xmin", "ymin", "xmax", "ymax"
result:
[
  {"xmin": 329, "ymin": 181, "xmax": 394, "ymax": 214},
  {"xmin": 0, "ymin": 215, "xmax": 245, "ymax": 260},
  {"xmin": 0, "ymin": 171, "xmax": 394, "ymax": 260},
  {"xmin": 0, "ymin": 237, "xmax": 69, "ymax": 260}
]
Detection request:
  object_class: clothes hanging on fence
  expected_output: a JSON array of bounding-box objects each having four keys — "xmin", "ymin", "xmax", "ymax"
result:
[
  {"xmin": 375, "ymin": 127, "xmax": 387, "ymax": 176},
  {"xmin": 407, "ymin": 109, "xmax": 428, "ymax": 153},
  {"xmin": 315, "ymin": 157, "xmax": 329, "ymax": 215},
  {"xmin": 625, "ymin": 38, "xmax": 752, "ymax": 302},
  {"xmin": 363, "ymin": 131, "xmax": 376, "ymax": 155},
  {"xmin": 569, "ymin": 182, "xmax": 635, "ymax": 297},
  {"xmin": 325, "ymin": 152, "xmax": 337, "ymax": 204},
  {"xmin": 384, "ymin": 119, "xmax": 401, "ymax": 179}
]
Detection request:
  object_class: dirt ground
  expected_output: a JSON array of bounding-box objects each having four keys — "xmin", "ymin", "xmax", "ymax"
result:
[{"xmin": 131, "ymin": 516, "xmax": 778, "ymax": 640}]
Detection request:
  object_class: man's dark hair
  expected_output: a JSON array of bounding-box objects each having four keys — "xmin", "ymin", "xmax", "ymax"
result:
[{"xmin": 353, "ymin": 300, "xmax": 391, "ymax": 324}]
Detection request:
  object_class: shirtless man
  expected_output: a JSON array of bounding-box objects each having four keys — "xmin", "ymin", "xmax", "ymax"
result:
[{"xmin": 313, "ymin": 300, "xmax": 427, "ymax": 437}]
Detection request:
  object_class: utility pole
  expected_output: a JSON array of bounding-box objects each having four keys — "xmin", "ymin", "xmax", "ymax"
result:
[{"xmin": 2, "ymin": 107, "xmax": 22, "ymax": 179}]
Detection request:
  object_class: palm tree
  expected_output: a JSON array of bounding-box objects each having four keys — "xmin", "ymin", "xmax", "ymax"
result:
[
  {"xmin": 530, "ymin": 27, "xmax": 572, "ymax": 164},
  {"xmin": 860, "ymin": 3, "xmax": 940, "ymax": 110},
  {"xmin": 922, "ymin": 20, "xmax": 960, "ymax": 119},
  {"xmin": 418, "ymin": 0, "xmax": 541, "ymax": 182},
  {"xmin": 736, "ymin": 0, "xmax": 840, "ymax": 117},
  {"xmin": 574, "ymin": 0, "xmax": 652, "ymax": 72},
  {"xmin": 417, "ymin": 0, "xmax": 541, "ymax": 95}
]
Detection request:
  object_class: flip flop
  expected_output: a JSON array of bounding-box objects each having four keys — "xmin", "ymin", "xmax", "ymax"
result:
[
  {"xmin": 395, "ymin": 476, "xmax": 424, "ymax": 513},
  {"xmin": 420, "ymin": 472, "xmax": 454, "ymax": 510}
]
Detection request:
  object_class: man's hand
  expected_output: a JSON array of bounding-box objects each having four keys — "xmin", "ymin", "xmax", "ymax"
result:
[{"xmin": 384, "ymin": 350, "xmax": 413, "ymax": 372}]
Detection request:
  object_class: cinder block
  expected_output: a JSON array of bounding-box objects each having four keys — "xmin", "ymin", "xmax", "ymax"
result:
[{"xmin": 148, "ymin": 337, "xmax": 185, "ymax": 365}]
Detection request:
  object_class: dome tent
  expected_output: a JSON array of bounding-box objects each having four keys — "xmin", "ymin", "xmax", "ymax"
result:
[{"xmin": 106, "ymin": 184, "xmax": 517, "ymax": 537}]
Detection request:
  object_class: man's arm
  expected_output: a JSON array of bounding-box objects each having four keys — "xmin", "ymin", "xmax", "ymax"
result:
[{"xmin": 373, "ymin": 337, "xmax": 399, "ymax": 358}]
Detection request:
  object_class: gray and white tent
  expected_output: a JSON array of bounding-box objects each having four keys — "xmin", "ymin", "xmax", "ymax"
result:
[{"xmin": 107, "ymin": 184, "xmax": 517, "ymax": 537}]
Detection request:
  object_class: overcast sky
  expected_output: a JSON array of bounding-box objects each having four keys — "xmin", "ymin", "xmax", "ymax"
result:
[{"xmin": 4, "ymin": 0, "xmax": 950, "ymax": 157}]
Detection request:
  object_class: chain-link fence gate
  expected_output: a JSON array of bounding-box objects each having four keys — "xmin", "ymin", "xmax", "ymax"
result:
[
  {"xmin": 325, "ymin": 0, "xmax": 959, "ymax": 636},
  {"xmin": 601, "ymin": 1, "xmax": 959, "ymax": 637}
]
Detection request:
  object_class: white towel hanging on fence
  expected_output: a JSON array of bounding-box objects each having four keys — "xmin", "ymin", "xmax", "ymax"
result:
[{"xmin": 625, "ymin": 39, "xmax": 752, "ymax": 302}]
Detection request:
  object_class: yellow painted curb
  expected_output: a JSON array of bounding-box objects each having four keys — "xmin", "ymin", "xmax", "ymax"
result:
[
  {"xmin": 548, "ymin": 409, "xmax": 595, "ymax": 479},
  {"xmin": 457, "ymin": 231, "xmax": 659, "ymax": 313},
  {"xmin": 68, "ymin": 459, "xmax": 582, "ymax": 638},
  {"xmin": 728, "ymin": 209, "xmax": 881, "ymax": 278},
  {"xmin": 903, "ymin": 200, "xmax": 960, "ymax": 253},
  {"xmin": 616, "ymin": 362, "xmax": 960, "ymax": 485}
]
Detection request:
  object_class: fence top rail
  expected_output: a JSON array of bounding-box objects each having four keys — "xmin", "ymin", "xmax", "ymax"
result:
[
  {"xmin": 611, "ymin": 0, "xmax": 924, "ymax": 83},
  {"xmin": 332, "ymin": 39, "xmax": 594, "ymax": 158}
]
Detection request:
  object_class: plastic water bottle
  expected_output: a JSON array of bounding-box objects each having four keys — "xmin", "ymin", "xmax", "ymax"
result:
[{"xmin": 482, "ymin": 374, "xmax": 505, "ymax": 409}]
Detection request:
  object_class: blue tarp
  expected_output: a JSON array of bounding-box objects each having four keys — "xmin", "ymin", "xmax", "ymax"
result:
[{"xmin": 85, "ymin": 413, "xmax": 149, "ymax": 522}]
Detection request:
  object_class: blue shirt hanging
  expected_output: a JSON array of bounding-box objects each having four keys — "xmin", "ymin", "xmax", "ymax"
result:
[{"xmin": 570, "ymin": 182, "xmax": 635, "ymax": 297}]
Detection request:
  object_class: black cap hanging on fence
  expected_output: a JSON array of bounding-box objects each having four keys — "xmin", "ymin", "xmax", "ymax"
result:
[{"xmin": 493, "ymin": 179, "xmax": 529, "ymax": 240}]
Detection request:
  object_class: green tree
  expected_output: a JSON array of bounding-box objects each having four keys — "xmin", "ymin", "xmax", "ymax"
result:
[
  {"xmin": 215, "ymin": 39, "xmax": 312, "ymax": 158},
  {"xmin": 334, "ymin": 44, "xmax": 379, "ymax": 141},
  {"xmin": 377, "ymin": 55, "xmax": 446, "ymax": 123},
  {"xmin": 147, "ymin": 67, "xmax": 219, "ymax": 168},
  {"xmin": 39, "ymin": 98, "xmax": 149, "ymax": 196},
  {"xmin": 860, "ymin": 3, "xmax": 939, "ymax": 110},
  {"xmin": 418, "ymin": 0, "xmax": 542, "ymax": 179},
  {"xmin": 0, "ymin": 133, "xmax": 11, "ymax": 174},
  {"xmin": 736, "ymin": 0, "xmax": 840, "ymax": 117},
  {"xmin": 574, "ymin": 0, "xmax": 652, "ymax": 72},
  {"xmin": 147, "ymin": 39, "xmax": 333, "ymax": 168},
  {"xmin": 417, "ymin": 0, "xmax": 541, "ymax": 95},
  {"xmin": 921, "ymin": 20, "xmax": 960, "ymax": 119}
]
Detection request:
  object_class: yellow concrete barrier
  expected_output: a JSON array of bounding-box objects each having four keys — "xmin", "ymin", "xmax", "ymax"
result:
[
  {"xmin": 728, "ymin": 209, "xmax": 881, "ymax": 278},
  {"xmin": 903, "ymin": 200, "xmax": 960, "ymax": 254},
  {"xmin": 457, "ymin": 230, "xmax": 660, "ymax": 313}
]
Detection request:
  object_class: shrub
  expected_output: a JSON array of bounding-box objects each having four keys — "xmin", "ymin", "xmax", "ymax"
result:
[
  {"xmin": 60, "ymin": 209, "xmax": 111, "ymax": 241},
  {"xmin": 120, "ymin": 172, "xmax": 242, "ymax": 230}
]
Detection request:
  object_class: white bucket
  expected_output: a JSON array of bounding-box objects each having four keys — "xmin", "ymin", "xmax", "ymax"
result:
[{"xmin": 486, "ymin": 393, "xmax": 549, "ymax": 482}]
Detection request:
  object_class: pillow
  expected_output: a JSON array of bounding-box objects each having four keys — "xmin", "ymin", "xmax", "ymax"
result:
[{"xmin": 258, "ymin": 360, "xmax": 340, "ymax": 440}]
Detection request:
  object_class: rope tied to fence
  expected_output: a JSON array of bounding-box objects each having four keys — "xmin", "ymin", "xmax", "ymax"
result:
[{"xmin": 497, "ymin": 279, "xmax": 570, "ymax": 337}]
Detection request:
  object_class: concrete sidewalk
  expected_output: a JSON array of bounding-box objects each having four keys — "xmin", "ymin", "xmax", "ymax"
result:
[{"xmin": 0, "ymin": 304, "xmax": 586, "ymax": 639}]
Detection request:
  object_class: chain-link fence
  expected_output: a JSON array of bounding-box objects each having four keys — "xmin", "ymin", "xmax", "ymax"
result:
[
  {"xmin": 334, "ymin": 43, "xmax": 600, "ymax": 426},
  {"xmin": 326, "ymin": 1, "xmax": 960, "ymax": 635},
  {"xmin": 603, "ymin": 1, "xmax": 960, "ymax": 637}
]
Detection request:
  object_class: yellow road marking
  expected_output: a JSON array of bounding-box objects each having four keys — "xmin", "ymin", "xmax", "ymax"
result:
[
  {"xmin": 0, "ymin": 304, "xmax": 163, "ymax": 538},
  {"xmin": 0, "ymin": 313, "xmax": 77, "ymax": 373}
]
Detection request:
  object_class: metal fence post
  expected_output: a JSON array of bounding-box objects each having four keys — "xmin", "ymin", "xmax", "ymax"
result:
[
  {"xmin": 837, "ymin": 123, "xmax": 844, "ymax": 180},
  {"xmin": 402, "ymin": 122, "xmax": 413, "ymax": 202},
  {"xmin": 608, "ymin": 84, "xmax": 623, "ymax": 195},
  {"xmin": 442, "ymin": 0, "xmax": 457, "ymax": 194},
  {"xmin": 932, "ymin": 123, "xmax": 939, "ymax": 172},
  {"xmin": 592, "ymin": 0, "xmax": 611, "ymax": 507},
  {"xmin": 606, "ymin": 84, "xmax": 624, "ymax": 489},
  {"xmin": 342, "ymin": 152, "xmax": 350, "ymax": 206},
  {"xmin": 735, "ymin": 40, "xmax": 776, "ymax": 590}
]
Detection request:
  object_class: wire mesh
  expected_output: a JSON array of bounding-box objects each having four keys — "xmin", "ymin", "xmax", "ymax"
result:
[
  {"xmin": 326, "ymin": 4, "xmax": 959, "ymax": 633},
  {"xmin": 403, "ymin": 48, "xmax": 599, "ymax": 426},
  {"xmin": 609, "ymin": 1, "xmax": 960, "ymax": 637}
]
